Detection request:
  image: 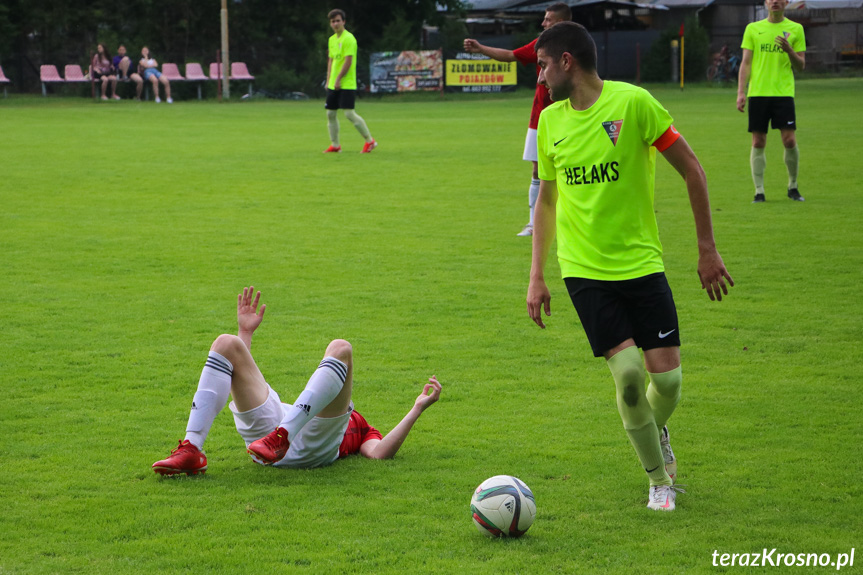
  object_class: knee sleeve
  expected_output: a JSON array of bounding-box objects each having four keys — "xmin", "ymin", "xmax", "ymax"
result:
[
  {"xmin": 607, "ymin": 346, "xmax": 652, "ymax": 430},
  {"xmin": 648, "ymin": 367, "xmax": 681, "ymax": 401},
  {"xmin": 646, "ymin": 366, "xmax": 681, "ymax": 430}
]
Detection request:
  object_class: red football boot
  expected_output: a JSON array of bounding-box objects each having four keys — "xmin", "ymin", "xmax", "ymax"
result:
[
  {"xmin": 152, "ymin": 440, "xmax": 207, "ymax": 476},
  {"xmin": 361, "ymin": 139, "xmax": 378, "ymax": 154},
  {"xmin": 247, "ymin": 427, "xmax": 290, "ymax": 464}
]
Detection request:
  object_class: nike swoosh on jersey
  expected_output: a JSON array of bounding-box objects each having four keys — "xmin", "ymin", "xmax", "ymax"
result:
[
  {"xmin": 554, "ymin": 137, "xmax": 567, "ymax": 146},
  {"xmin": 658, "ymin": 329, "xmax": 677, "ymax": 339}
]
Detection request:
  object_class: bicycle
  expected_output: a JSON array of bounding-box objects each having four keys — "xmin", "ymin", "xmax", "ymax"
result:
[{"xmin": 707, "ymin": 45, "xmax": 741, "ymax": 82}]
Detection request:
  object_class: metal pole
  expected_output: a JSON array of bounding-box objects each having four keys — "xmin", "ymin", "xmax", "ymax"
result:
[
  {"xmin": 671, "ymin": 39, "xmax": 679, "ymax": 84},
  {"xmin": 216, "ymin": 50, "xmax": 222, "ymax": 102},
  {"xmin": 221, "ymin": 0, "xmax": 230, "ymax": 99}
]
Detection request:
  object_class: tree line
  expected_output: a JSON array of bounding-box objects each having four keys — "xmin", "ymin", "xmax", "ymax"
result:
[{"xmin": 0, "ymin": 0, "xmax": 465, "ymax": 95}]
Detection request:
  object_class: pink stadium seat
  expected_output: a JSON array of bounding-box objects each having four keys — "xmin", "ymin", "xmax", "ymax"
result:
[
  {"xmin": 64, "ymin": 65, "xmax": 89, "ymax": 82},
  {"xmin": 0, "ymin": 65, "xmax": 10, "ymax": 97},
  {"xmin": 40, "ymin": 65, "xmax": 64, "ymax": 96},
  {"xmin": 230, "ymin": 62, "xmax": 255, "ymax": 80},
  {"xmin": 161, "ymin": 63, "xmax": 185, "ymax": 81},
  {"xmin": 65, "ymin": 64, "xmax": 97, "ymax": 99},
  {"xmin": 231, "ymin": 62, "xmax": 255, "ymax": 96},
  {"xmin": 209, "ymin": 62, "xmax": 254, "ymax": 96},
  {"xmin": 185, "ymin": 63, "xmax": 207, "ymax": 99},
  {"xmin": 185, "ymin": 63, "xmax": 207, "ymax": 81},
  {"xmin": 209, "ymin": 62, "xmax": 225, "ymax": 80}
]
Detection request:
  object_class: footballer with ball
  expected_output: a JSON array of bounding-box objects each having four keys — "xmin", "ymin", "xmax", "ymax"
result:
[{"xmin": 526, "ymin": 22, "xmax": 734, "ymax": 511}]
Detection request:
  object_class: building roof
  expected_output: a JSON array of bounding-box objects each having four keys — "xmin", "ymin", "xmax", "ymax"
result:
[
  {"xmin": 462, "ymin": 0, "xmax": 670, "ymax": 10},
  {"xmin": 461, "ymin": 0, "xmax": 533, "ymax": 9},
  {"xmin": 506, "ymin": 0, "xmax": 670, "ymax": 11},
  {"xmin": 647, "ymin": 0, "xmax": 713, "ymax": 7},
  {"xmin": 788, "ymin": 0, "xmax": 863, "ymax": 7}
]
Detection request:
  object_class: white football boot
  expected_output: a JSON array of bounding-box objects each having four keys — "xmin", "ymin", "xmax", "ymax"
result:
[
  {"xmin": 647, "ymin": 484, "xmax": 685, "ymax": 511},
  {"xmin": 660, "ymin": 425, "xmax": 677, "ymax": 483}
]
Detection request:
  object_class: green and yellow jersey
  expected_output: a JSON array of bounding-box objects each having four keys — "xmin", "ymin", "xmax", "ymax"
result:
[
  {"xmin": 537, "ymin": 80, "xmax": 679, "ymax": 281},
  {"xmin": 328, "ymin": 30, "xmax": 358, "ymax": 90},
  {"xmin": 741, "ymin": 18, "xmax": 806, "ymax": 97}
]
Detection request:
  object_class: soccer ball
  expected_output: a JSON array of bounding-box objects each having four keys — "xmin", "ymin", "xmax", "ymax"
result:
[{"xmin": 470, "ymin": 475, "xmax": 536, "ymax": 537}]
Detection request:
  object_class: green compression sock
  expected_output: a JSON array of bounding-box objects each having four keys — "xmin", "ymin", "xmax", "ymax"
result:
[
  {"xmin": 607, "ymin": 347, "xmax": 672, "ymax": 487},
  {"xmin": 751, "ymin": 147, "xmax": 766, "ymax": 195},
  {"xmin": 784, "ymin": 145, "xmax": 799, "ymax": 189}
]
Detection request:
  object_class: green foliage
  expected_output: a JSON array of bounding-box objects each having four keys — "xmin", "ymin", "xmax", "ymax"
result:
[
  {"xmin": 438, "ymin": 17, "xmax": 470, "ymax": 52},
  {"xmin": 514, "ymin": 23, "xmax": 543, "ymax": 89},
  {"xmin": 255, "ymin": 64, "xmax": 310, "ymax": 96},
  {"xmin": 643, "ymin": 17, "xmax": 710, "ymax": 83},
  {"xmin": 374, "ymin": 9, "xmax": 421, "ymax": 52},
  {"xmin": 4, "ymin": 0, "xmax": 465, "ymax": 92},
  {"xmin": 1, "ymin": 78, "xmax": 862, "ymax": 573},
  {"xmin": 0, "ymin": 3, "xmax": 14, "ymax": 61}
]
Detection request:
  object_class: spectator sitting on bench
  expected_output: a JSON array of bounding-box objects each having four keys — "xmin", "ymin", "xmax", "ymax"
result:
[
  {"xmin": 113, "ymin": 44, "xmax": 143, "ymax": 100},
  {"xmin": 92, "ymin": 43, "xmax": 119, "ymax": 100},
  {"xmin": 139, "ymin": 46, "xmax": 172, "ymax": 103}
]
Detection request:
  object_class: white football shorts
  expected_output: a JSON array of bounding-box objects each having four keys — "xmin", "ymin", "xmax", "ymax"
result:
[
  {"xmin": 522, "ymin": 128, "xmax": 538, "ymax": 162},
  {"xmin": 230, "ymin": 384, "xmax": 353, "ymax": 469}
]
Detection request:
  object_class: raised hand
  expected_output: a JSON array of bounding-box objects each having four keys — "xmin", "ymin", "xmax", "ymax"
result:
[
  {"xmin": 414, "ymin": 376, "xmax": 442, "ymax": 412},
  {"xmin": 237, "ymin": 285, "xmax": 266, "ymax": 335}
]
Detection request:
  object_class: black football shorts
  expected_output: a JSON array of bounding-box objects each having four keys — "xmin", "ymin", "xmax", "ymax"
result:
[{"xmin": 564, "ymin": 272, "xmax": 681, "ymax": 358}]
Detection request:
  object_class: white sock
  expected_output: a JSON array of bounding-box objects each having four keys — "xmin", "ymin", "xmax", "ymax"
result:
[
  {"xmin": 751, "ymin": 147, "xmax": 766, "ymax": 195},
  {"xmin": 528, "ymin": 178, "xmax": 540, "ymax": 225},
  {"xmin": 784, "ymin": 145, "xmax": 799, "ymax": 189},
  {"xmin": 184, "ymin": 351, "xmax": 233, "ymax": 450},
  {"xmin": 327, "ymin": 110, "xmax": 340, "ymax": 146},
  {"xmin": 344, "ymin": 109, "xmax": 372, "ymax": 141},
  {"xmin": 279, "ymin": 357, "xmax": 347, "ymax": 439}
]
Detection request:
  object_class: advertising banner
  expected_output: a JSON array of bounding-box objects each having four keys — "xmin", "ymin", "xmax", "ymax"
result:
[
  {"xmin": 370, "ymin": 50, "xmax": 443, "ymax": 93},
  {"xmin": 444, "ymin": 52, "xmax": 517, "ymax": 93}
]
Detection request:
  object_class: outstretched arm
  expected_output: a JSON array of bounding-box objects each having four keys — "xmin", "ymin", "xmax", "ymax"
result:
[
  {"xmin": 361, "ymin": 377, "xmax": 442, "ymax": 460},
  {"xmin": 661, "ymin": 136, "xmax": 734, "ymax": 301},
  {"xmin": 237, "ymin": 286, "xmax": 266, "ymax": 350},
  {"xmin": 463, "ymin": 38, "xmax": 517, "ymax": 62}
]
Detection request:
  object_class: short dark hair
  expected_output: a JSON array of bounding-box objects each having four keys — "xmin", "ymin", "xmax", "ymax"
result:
[
  {"xmin": 536, "ymin": 21, "xmax": 597, "ymax": 73},
  {"xmin": 546, "ymin": 2, "xmax": 573, "ymax": 21},
  {"xmin": 328, "ymin": 9, "xmax": 346, "ymax": 21}
]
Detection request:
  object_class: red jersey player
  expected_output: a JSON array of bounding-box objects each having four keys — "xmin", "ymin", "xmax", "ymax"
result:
[
  {"xmin": 153, "ymin": 286, "xmax": 442, "ymax": 475},
  {"xmin": 463, "ymin": 3, "xmax": 571, "ymax": 237}
]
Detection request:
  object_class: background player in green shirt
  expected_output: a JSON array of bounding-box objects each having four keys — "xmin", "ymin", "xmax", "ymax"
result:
[
  {"xmin": 737, "ymin": 0, "xmax": 806, "ymax": 202},
  {"xmin": 324, "ymin": 9, "xmax": 377, "ymax": 154},
  {"xmin": 526, "ymin": 22, "xmax": 734, "ymax": 511}
]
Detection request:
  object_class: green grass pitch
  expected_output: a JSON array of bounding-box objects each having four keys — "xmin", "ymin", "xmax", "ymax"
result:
[{"xmin": 1, "ymin": 78, "xmax": 861, "ymax": 573}]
